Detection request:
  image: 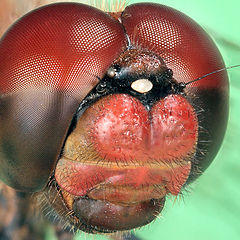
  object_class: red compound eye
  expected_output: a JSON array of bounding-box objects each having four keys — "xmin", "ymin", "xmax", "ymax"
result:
[
  {"xmin": 0, "ymin": 3, "xmax": 126, "ymax": 191},
  {"xmin": 0, "ymin": 2, "xmax": 228, "ymax": 234}
]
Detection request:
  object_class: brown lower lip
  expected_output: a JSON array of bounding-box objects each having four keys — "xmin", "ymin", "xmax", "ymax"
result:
[{"xmin": 72, "ymin": 197, "xmax": 165, "ymax": 232}]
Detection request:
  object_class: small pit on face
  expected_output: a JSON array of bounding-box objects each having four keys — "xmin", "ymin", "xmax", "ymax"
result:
[{"xmin": 131, "ymin": 78, "xmax": 153, "ymax": 93}]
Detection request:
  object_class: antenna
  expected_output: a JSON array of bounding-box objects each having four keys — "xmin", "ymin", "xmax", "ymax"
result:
[{"xmin": 179, "ymin": 65, "xmax": 240, "ymax": 88}]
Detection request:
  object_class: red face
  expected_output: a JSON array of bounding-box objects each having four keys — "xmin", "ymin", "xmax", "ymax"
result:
[{"xmin": 0, "ymin": 2, "xmax": 228, "ymax": 234}]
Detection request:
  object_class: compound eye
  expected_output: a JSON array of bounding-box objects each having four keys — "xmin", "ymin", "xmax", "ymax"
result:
[{"xmin": 0, "ymin": 3, "xmax": 126, "ymax": 191}]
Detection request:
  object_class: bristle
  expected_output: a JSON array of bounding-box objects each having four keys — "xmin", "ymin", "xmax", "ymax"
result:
[{"xmin": 90, "ymin": 0, "xmax": 127, "ymax": 12}]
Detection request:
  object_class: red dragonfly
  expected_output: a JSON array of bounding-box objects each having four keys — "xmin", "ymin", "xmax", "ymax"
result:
[{"xmin": 0, "ymin": 0, "xmax": 238, "ymax": 240}]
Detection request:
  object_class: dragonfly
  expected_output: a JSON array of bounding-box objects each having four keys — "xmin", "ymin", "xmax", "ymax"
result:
[{"xmin": 0, "ymin": 0, "xmax": 239, "ymax": 239}]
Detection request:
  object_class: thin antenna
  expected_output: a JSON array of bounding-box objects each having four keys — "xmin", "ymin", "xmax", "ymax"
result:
[
  {"xmin": 126, "ymin": 34, "xmax": 133, "ymax": 49},
  {"xmin": 181, "ymin": 64, "xmax": 240, "ymax": 88}
]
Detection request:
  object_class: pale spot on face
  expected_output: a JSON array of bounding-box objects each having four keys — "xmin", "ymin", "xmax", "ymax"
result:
[{"xmin": 131, "ymin": 79, "xmax": 153, "ymax": 93}]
